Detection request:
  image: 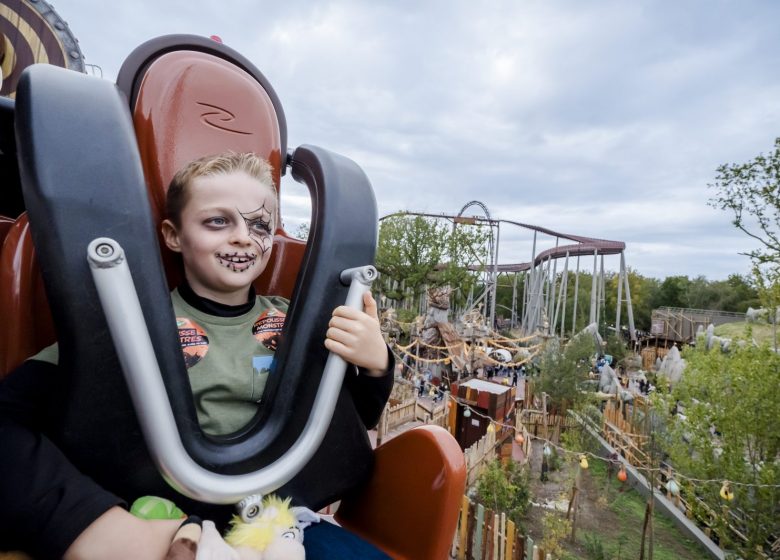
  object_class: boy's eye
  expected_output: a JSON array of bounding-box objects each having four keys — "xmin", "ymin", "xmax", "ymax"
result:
[
  {"xmin": 205, "ymin": 217, "xmax": 228, "ymax": 227},
  {"xmin": 249, "ymin": 219, "xmax": 272, "ymax": 234}
]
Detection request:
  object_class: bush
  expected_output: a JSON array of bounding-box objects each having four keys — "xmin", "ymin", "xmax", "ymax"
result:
[
  {"xmin": 583, "ymin": 532, "xmax": 607, "ymax": 560},
  {"xmin": 475, "ymin": 459, "xmax": 531, "ymax": 527},
  {"xmin": 540, "ymin": 512, "xmax": 571, "ymax": 558}
]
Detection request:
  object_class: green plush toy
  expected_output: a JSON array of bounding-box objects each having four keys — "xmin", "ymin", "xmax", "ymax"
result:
[{"xmin": 130, "ymin": 496, "xmax": 186, "ymax": 520}]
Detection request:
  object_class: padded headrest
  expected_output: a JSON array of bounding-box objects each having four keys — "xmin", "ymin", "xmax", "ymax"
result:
[
  {"xmin": 126, "ymin": 48, "xmax": 303, "ymax": 298},
  {"xmin": 132, "ymin": 50, "xmax": 284, "ymax": 221}
]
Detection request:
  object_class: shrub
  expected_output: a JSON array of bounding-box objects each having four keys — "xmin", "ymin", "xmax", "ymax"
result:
[{"xmin": 475, "ymin": 459, "xmax": 531, "ymax": 527}]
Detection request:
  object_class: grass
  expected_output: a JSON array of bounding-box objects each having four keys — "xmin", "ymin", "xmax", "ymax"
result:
[
  {"xmin": 572, "ymin": 460, "xmax": 710, "ymax": 560},
  {"xmin": 714, "ymin": 320, "xmax": 778, "ymax": 347}
]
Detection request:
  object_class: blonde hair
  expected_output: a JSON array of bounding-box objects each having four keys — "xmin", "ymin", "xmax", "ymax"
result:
[{"xmin": 166, "ymin": 152, "xmax": 277, "ymax": 227}]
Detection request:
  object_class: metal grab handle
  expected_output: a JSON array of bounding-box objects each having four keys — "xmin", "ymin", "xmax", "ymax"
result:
[{"xmin": 87, "ymin": 237, "xmax": 376, "ymax": 505}]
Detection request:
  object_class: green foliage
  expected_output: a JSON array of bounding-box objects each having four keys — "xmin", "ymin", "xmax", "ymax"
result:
[
  {"xmin": 709, "ymin": 137, "xmax": 780, "ymax": 268},
  {"xmin": 659, "ymin": 343, "xmax": 780, "ymax": 558},
  {"xmin": 291, "ymin": 221, "xmax": 309, "ymax": 240},
  {"xmin": 545, "ymin": 446, "xmax": 564, "ymax": 473},
  {"xmin": 604, "ymin": 333, "xmax": 627, "ymax": 364},
  {"xmin": 540, "ymin": 512, "xmax": 571, "ymax": 558},
  {"xmin": 584, "ymin": 533, "xmax": 607, "ymax": 560},
  {"xmin": 538, "ymin": 332, "xmax": 594, "ymax": 411},
  {"xmin": 375, "ymin": 213, "xmax": 489, "ymax": 308},
  {"xmin": 394, "ymin": 308, "xmax": 418, "ymax": 324},
  {"xmin": 561, "ymin": 424, "xmax": 599, "ymax": 458},
  {"xmin": 475, "ymin": 459, "xmax": 531, "ymax": 527}
]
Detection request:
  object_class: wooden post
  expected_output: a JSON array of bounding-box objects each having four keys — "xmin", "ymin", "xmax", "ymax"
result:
[
  {"xmin": 639, "ymin": 501, "xmax": 651, "ymax": 560},
  {"xmin": 475, "ymin": 503, "xmax": 485, "ymax": 560},
  {"xmin": 458, "ymin": 495, "xmax": 469, "ymax": 560},
  {"xmin": 376, "ymin": 406, "xmax": 386, "ymax": 447},
  {"xmin": 505, "ymin": 519, "xmax": 515, "ymax": 560},
  {"xmin": 569, "ymin": 466, "xmax": 581, "ymax": 542},
  {"xmin": 493, "ymin": 513, "xmax": 500, "ymax": 560},
  {"xmin": 499, "ymin": 513, "xmax": 506, "ymax": 560}
]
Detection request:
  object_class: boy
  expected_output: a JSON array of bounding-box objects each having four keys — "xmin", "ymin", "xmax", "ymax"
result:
[{"xmin": 0, "ymin": 152, "xmax": 393, "ymax": 558}]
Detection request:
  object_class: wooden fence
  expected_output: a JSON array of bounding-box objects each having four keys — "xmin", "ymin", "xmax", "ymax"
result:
[
  {"xmin": 376, "ymin": 397, "xmax": 450, "ymax": 445},
  {"xmin": 464, "ymin": 428, "xmax": 498, "ymax": 487},
  {"xmin": 601, "ymin": 400, "xmax": 648, "ymax": 466},
  {"xmin": 379, "ymin": 398, "xmax": 417, "ymax": 434},
  {"xmin": 417, "ymin": 401, "xmax": 449, "ymax": 429},
  {"xmin": 450, "ymin": 495, "xmax": 554, "ymax": 560},
  {"xmin": 518, "ymin": 408, "xmax": 577, "ymax": 444}
]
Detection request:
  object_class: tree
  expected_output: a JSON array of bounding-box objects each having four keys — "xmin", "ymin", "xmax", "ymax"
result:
[
  {"xmin": 537, "ymin": 332, "xmax": 594, "ymax": 412},
  {"xmin": 291, "ymin": 221, "xmax": 309, "ymax": 240},
  {"xmin": 709, "ymin": 137, "xmax": 780, "ymax": 269},
  {"xmin": 650, "ymin": 275, "xmax": 691, "ymax": 309},
  {"xmin": 658, "ymin": 343, "xmax": 780, "ymax": 558},
  {"xmin": 375, "ymin": 213, "xmax": 489, "ymax": 308},
  {"xmin": 475, "ymin": 459, "xmax": 531, "ymax": 527},
  {"xmin": 710, "ymin": 138, "xmax": 780, "ymax": 346}
]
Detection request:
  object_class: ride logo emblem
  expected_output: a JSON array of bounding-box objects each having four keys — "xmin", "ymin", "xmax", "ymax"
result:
[
  {"xmin": 176, "ymin": 318, "xmax": 210, "ymax": 368},
  {"xmin": 253, "ymin": 308, "xmax": 286, "ymax": 351}
]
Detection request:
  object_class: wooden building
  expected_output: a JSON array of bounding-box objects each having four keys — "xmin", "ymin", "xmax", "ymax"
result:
[{"xmin": 450, "ymin": 378, "xmax": 515, "ymax": 450}]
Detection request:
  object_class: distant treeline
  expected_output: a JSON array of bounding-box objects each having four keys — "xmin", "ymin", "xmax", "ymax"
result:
[{"xmin": 495, "ymin": 272, "xmax": 759, "ymax": 332}]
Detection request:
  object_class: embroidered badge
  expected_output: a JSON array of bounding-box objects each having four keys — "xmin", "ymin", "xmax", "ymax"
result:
[
  {"xmin": 252, "ymin": 308, "xmax": 286, "ymax": 350},
  {"xmin": 176, "ymin": 318, "xmax": 209, "ymax": 368}
]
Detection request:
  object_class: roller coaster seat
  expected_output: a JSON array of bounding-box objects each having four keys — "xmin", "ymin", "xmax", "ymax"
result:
[
  {"xmin": 1, "ymin": 35, "xmax": 466, "ymax": 559},
  {"xmin": 116, "ymin": 41, "xmax": 304, "ymax": 299},
  {"xmin": 0, "ymin": 213, "xmax": 55, "ymax": 376}
]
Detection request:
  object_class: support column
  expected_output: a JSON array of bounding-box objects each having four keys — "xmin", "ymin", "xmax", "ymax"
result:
[
  {"xmin": 488, "ymin": 221, "xmax": 500, "ymax": 329},
  {"xmin": 621, "ymin": 252, "xmax": 637, "ymax": 341},
  {"xmin": 511, "ymin": 273, "xmax": 518, "ymax": 329},
  {"xmin": 616, "ymin": 255, "xmax": 624, "ymax": 336},
  {"xmin": 572, "ymin": 255, "xmax": 580, "ymax": 336},
  {"xmin": 554, "ymin": 251, "xmax": 569, "ymax": 338},
  {"xmin": 596, "ymin": 254, "xmax": 605, "ymax": 332},
  {"xmin": 547, "ymin": 238, "xmax": 559, "ymax": 330},
  {"xmin": 589, "ymin": 251, "xmax": 599, "ymax": 325},
  {"xmin": 521, "ymin": 271, "xmax": 529, "ymax": 331}
]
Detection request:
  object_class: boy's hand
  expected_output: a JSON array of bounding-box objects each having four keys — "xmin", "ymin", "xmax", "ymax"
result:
[{"xmin": 324, "ymin": 292, "xmax": 389, "ymax": 376}]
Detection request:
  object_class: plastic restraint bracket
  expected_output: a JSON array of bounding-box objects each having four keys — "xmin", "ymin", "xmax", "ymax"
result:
[{"xmin": 87, "ymin": 237, "xmax": 377, "ymax": 519}]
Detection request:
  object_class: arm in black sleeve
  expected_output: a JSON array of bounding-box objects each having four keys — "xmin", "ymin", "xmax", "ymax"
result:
[
  {"xmin": 0, "ymin": 361, "xmax": 123, "ymax": 559},
  {"xmin": 344, "ymin": 345, "xmax": 395, "ymax": 429}
]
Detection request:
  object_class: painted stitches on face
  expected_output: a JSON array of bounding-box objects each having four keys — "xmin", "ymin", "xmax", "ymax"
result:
[
  {"xmin": 239, "ymin": 202, "xmax": 274, "ymax": 257},
  {"xmin": 216, "ymin": 250, "xmax": 258, "ymax": 273}
]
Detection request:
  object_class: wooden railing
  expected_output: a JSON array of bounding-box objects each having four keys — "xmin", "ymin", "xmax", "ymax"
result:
[
  {"xmin": 602, "ymin": 401, "xmax": 648, "ymax": 466},
  {"xmin": 375, "ymin": 397, "xmax": 450, "ymax": 445},
  {"xmin": 518, "ymin": 408, "xmax": 577, "ymax": 444},
  {"xmin": 464, "ymin": 429, "xmax": 498, "ymax": 487}
]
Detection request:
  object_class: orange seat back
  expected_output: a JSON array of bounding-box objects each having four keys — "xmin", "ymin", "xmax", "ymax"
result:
[
  {"xmin": 0, "ymin": 213, "xmax": 56, "ymax": 377},
  {"xmin": 336, "ymin": 426, "xmax": 467, "ymax": 560},
  {"xmin": 128, "ymin": 48, "xmax": 305, "ymax": 298}
]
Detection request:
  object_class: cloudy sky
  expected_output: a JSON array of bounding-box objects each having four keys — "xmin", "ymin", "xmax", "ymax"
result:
[{"xmin": 58, "ymin": 0, "xmax": 780, "ymax": 280}]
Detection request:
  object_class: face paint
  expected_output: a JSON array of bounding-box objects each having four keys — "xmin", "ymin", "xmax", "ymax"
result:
[
  {"xmin": 167, "ymin": 172, "xmax": 278, "ymax": 306},
  {"xmin": 239, "ymin": 203, "xmax": 275, "ymax": 257}
]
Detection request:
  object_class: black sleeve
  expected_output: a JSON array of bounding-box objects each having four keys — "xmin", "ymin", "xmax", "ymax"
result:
[
  {"xmin": 344, "ymin": 345, "xmax": 395, "ymax": 429},
  {"xmin": 0, "ymin": 361, "xmax": 123, "ymax": 559}
]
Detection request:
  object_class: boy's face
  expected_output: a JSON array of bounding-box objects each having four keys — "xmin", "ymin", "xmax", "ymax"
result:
[{"xmin": 162, "ymin": 170, "xmax": 276, "ymax": 305}]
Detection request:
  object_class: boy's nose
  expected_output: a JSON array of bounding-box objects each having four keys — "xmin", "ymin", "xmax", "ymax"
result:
[{"xmin": 230, "ymin": 229, "xmax": 253, "ymax": 247}]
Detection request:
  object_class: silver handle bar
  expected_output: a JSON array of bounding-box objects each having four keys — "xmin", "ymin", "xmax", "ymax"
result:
[{"xmin": 87, "ymin": 237, "xmax": 376, "ymax": 512}]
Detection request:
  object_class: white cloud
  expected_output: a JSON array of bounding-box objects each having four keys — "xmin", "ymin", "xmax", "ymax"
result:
[{"xmin": 53, "ymin": 0, "xmax": 780, "ymax": 280}]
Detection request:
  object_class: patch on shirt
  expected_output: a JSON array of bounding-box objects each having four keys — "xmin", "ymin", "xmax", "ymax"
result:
[
  {"xmin": 252, "ymin": 355, "xmax": 273, "ymax": 375},
  {"xmin": 176, "ymin": 318, "xmax": 209, "ymax": 368},
  {"xmin": 252, "ymin": 308, "xmax": 286, "ymax": 351}
]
